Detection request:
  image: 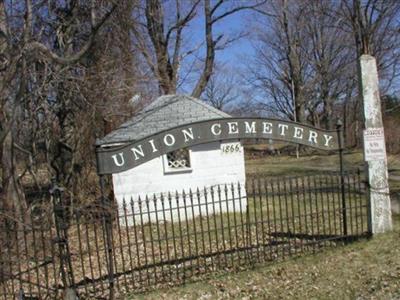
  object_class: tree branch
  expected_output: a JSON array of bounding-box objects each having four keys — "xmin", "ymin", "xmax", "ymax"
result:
[
  {"xmin": 25, "ymin": 3, "xmax": 117, "ymax": 65},
  {"xmin": 191, "ymin": 0, "xmax": 214, "ymax": 98},
  {"xmin": 211, "ymin": 1, "xmax": 267, "ymax": 24},
  {"xmin": 165, "ymin": 0, "xmax": 200, "ymax": 46}
]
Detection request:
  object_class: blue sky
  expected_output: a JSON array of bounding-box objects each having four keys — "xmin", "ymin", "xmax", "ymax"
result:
[{"xmin": 213, "ymin": 11, "xmax": 256, "ymax": 64}]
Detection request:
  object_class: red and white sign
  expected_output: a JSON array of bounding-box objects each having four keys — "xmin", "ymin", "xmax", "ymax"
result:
[{"xmin": 363, "ymin": 128, "xmax": 386, "ymax": 161}]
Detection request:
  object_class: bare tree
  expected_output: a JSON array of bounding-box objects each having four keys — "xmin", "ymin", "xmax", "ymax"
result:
[
  {"xmin": 132, "ymin": 0, "xmax": 266, "ymax": 97},
  {"xmin": 202, "ymin": 65, "xmax": 238, "ymax": 111},
  {"xmin": 339, "ymin": 0, "xmax": 400, "ymax": 145},
  {"xmin": 0, "ymin": 0, "xmax": 117, "ymax": 216},
  {"xmin": 341, "ymin": 0, "xmax": 400, "ymax": 90},
  {"xmin": 303, "ymin": 1, "xmax": 354, "ymax": 129},
  {"xmin": 247, "ymin": 0, "xmax": 400, "ymax": 135},
  {"xmin": 248, "ymin": 0, "xmax": 311, "ymax": 122}
]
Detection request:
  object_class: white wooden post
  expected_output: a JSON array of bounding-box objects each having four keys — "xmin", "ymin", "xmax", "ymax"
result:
[{"xmin": 359, "ymin": 54, "xmax": 392, "ymax": 234}]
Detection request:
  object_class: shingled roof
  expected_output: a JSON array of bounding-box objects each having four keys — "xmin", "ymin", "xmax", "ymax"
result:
[{"xmin": 97, "ymin": 94, "xmax": 231, "ymax": 146}]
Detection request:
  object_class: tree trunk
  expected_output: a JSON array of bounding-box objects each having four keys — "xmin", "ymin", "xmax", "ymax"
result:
[
  {"xmin": 295, "ymin": 89, "xmax": 306, "ymax": 124},
  {"xmin": 324, "ymin": 100, "xmax": 334, "ymax": 130},
  {"xmin": 191, "ymin": 0, "xmax": 214, "ymax": 98},
  {"xmin": 146, "ymin": 0, "xmax": 176, "ymax": 95},
  {"xmin": 1, "ymin": 129, "xmax": 27, "ymax": 221}
]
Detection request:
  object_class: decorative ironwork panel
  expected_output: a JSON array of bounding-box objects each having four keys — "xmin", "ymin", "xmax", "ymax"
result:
[{"xmin": 167, "ymin": 148, "xmax": 191, "ymax": 169}]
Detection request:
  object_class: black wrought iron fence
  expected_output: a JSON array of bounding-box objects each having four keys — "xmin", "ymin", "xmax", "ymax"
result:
[{"xmin": 0, "ymin": 170, "xmax": 370, "ymax": 299}]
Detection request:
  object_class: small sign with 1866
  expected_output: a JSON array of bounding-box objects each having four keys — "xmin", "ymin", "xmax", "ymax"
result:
[{"xmin": 363, "ymin": 127, "xmax": 386, "ymax": 161}]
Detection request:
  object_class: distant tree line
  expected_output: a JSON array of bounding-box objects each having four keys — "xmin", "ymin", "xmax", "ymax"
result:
[{"xmin": 247, "ymin": 0, "xmax": 400, "ymax": 146}]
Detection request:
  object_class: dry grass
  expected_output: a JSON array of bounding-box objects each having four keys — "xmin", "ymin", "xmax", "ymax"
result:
[
  {"xmin": 245, "ymin": 150, "xmax": 400, "ymax": 210},
  {"xmin": 128, "ymin": 215, "xmax": 400, "ymax": 300},
  {"xmin": 245, "ymin": 149, "xmax": 400, "ymax": 175}
]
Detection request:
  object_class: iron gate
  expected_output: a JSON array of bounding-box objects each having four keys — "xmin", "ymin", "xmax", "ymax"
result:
[{"xmin": 0, "ymin": 169, "xmax": 370, "ymax": 299}]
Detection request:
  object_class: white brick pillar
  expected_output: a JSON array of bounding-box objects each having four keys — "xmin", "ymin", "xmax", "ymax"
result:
[{"xmin": 358, "ymin": 54, "xmax": 392, "ymax": 234}]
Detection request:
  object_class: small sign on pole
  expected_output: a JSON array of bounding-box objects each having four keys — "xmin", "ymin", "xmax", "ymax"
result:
[{"xmin": 363, "ymin": 127, "xmax": 386, "ymax": 162}]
